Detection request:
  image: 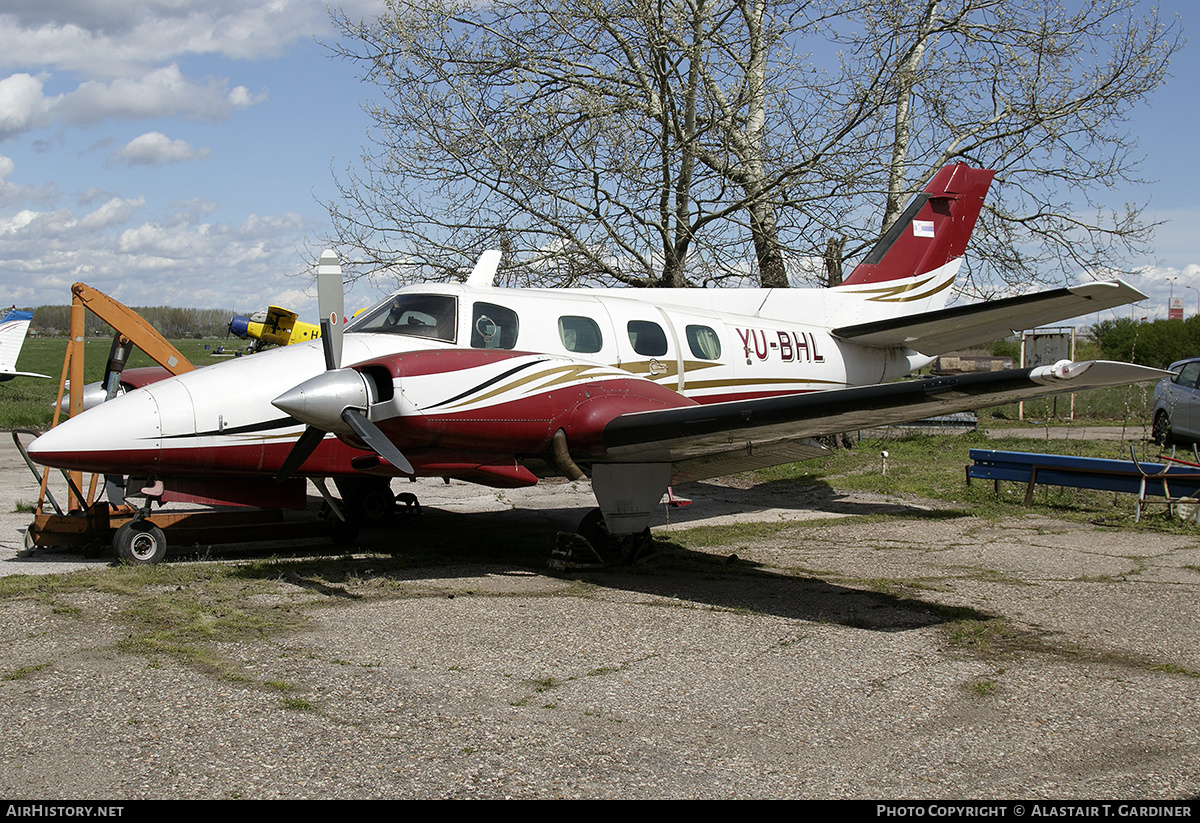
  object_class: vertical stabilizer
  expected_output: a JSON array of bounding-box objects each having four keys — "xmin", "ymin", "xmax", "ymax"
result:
[
  {"xmin": 840, "ymin": 164, "xmax": 994, "ymax": 286},
  {"xmin": 0, "ymin": 310, "xmax": 48, "ymax": 380},
  {"xmin": 0, "ymin": 310, "xmax": 34, "ymax": 372}
]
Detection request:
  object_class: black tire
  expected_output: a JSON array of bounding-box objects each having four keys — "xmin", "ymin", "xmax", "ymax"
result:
[
  {"xmin": 114, "ymin": 520, "xmax": 167, "ymax": 566},
  {"xmin": 357, "ymin": 485, "xmax": 396, "ymax": 526},
  {"xmin": 1153, "ymin": 411, "xmax": 1173, "ymax": 447},
  {"xmin": 576, "ymin": 508, "xmax": 612, "ymax": 556},
  {"xmin": 576, "ymin": 508, "xmax": 651, "ymax": 565},
  {"xmin": 337, "ymin": 478, "xmax": 395, "ymax": 527}
]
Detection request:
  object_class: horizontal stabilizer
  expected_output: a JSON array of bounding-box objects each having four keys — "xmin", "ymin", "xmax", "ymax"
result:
[{"xmin": 831, "ymin": 280, "xmax": 1146, "ymax": 355}]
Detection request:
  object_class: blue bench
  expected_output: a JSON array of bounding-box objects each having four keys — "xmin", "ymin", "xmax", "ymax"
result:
[{"xmin": 966, "ymin": 448, "xmax": 1200, "ymax": 521}]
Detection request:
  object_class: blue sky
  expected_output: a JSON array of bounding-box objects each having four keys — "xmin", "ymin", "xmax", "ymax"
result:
[{"xmin": 0, "ymin": 0, "xmax": 1195, "ymax": 324}]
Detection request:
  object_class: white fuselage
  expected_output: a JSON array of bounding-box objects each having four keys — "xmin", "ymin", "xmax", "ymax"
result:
[{"xmin": 27, "ymin": 260, "xmax": 957, "ymax": 480}]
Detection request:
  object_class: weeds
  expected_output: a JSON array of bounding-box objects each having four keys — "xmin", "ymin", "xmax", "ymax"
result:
[{"xmin": 2, "ymin": 663, "xmax": 50, "ymax": 681}]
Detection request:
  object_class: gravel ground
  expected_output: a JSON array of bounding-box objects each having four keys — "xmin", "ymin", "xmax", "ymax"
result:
[{"xmin": 1, "ymin": 434, "xmax": 1199, "ymax": 799}]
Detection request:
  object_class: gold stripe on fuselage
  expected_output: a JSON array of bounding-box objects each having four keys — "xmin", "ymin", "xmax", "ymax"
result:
[{"xmin": 435, "ymin": 362, "xmax": 621, "ymax": 411}]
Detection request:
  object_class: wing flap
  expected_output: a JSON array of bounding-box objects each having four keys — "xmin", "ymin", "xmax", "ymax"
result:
[
  {"xmin": 832, "ymin": 281, "xmax": 1146, "ymax": 354},
  {"xmin": 601, "ymin": 360, "xmax": 1165, "ymax": 485}
]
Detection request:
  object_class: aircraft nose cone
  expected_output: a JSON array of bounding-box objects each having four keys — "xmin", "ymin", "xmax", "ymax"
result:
[
  {"xmin": 272, "ymin": 369, "xmax": 371, "ymax": 433},
  {"xmin": 27, "ymin": 388, "xmax": 164, "ymax": 474}
]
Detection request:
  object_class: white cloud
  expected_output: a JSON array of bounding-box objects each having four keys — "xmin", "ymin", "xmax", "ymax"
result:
[
  {"xmin": 0, "ymin": 187, "xmax": 319, "ymax": 311},
  {"xmin": 1103, "ymin": 263, "xmax": 1200, "ymax": 322},
  {"xmin": 110, "ymin": 132, "xmax": 211, "ymax": 168},
  {"xmin": 0, "ymin": 73, "xmax": 59, "ymax": 139},
  {"xmin": 61, "ymin": 65, "xmax": 265, "ymax": 125},
  {"xmin": 78, "ymin": 196, "xmax": 145, "ymax": 230},
  {"xmin": 0, "ymin": 153, "xmax": 58, "ymax": 207},
  {"xmin": 0, "ymin": 1, "xmax": 345, "ymax": 76},
  {"xmin": 0, "ymin": 1, "xmax": 385, "ymax": 311},
  {"xmin": 0, "ymin": 64, "xmax": 268, "ymax": 141}
]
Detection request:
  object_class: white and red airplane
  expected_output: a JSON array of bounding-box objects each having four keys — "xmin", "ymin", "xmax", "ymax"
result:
[{"xmin": 27, "ymin": 164, "xmax": 1160, "ymax": 563}]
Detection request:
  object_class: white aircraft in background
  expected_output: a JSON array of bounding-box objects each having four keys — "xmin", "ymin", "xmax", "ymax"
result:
[
  {"xmin": 27, "ymin": 164, "xmax": 1161, "ymax": 564},
  {"xmin": 0, "ymin": 309, "xmax": 49, "ymax": 381}
]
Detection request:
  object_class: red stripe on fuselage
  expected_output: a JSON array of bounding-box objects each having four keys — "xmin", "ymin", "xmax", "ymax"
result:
[{"xmin": 351, "ymin": 347, "xmax": 543, "ymax": 378}]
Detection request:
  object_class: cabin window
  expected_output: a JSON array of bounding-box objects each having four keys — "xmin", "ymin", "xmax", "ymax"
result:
[
  {"xmin": 627, "ymin": 320, "xmax": 668, "ymax": 357},
  {"xmin": 471, "ymin": 302, "xmax": 519, "ymax": 349},
  {"xmin": 347, "ymin": 294, "xmax": 457, "ymax": 342},
  {"xmin": 558, "ymin": 316, "xmax": 603, "ymax": 354},
  {"xmin": 686, "ymin": 325, "xmax": 722, "ymax": 360}
]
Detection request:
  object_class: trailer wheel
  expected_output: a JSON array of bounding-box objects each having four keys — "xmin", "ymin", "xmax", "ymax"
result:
[{"xmin": 114, "ymin": 521, "xmax": 167, "ymax": 566}]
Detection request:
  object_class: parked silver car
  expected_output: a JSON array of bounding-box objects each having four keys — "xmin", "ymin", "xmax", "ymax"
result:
[{"xmin": 1152, "ymin": 357, "xmax": 1200, "ymax": 445}]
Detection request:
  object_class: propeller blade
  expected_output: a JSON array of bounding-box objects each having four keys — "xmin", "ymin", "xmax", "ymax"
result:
[
  {"xmin": 341, "ymin": 408, "xmax": 414, "ymax": 475},
  {"xmin": 319, "ymin": 322, "xmax": 337, "ymax": 372},
  {"xmin": 275, "ymin": 425, "xmax": 328, "ymax": 483},
  {"xmin": 317, "ymin": 249, "xmax": 344, "ymax": 371}
]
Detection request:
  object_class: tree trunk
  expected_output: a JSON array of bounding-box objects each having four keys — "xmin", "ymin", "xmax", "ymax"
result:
[
  {"xmin": 823, "ymin": 236, "xmax": 845, "ymax": 287},
  {"xmin": 750, "ymin": 200, "xmax": 789, "ymax": 288}
]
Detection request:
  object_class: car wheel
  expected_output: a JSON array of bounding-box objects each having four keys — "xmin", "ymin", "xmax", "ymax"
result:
[{"xmin": 1153, "ymin": 410, "xmax": 1173, "ymax": 447}]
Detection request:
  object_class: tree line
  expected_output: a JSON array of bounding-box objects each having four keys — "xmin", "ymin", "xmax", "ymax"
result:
[
  {"xmin": 29, "ymin": 305, "xmax": 236, "ymax": 339},
  {"xmin": 1092, "ymin": 317, "xmax": 1200, "ymax": 370}
]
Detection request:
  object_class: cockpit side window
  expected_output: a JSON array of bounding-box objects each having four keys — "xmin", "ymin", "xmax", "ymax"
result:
[
  {"xmin": 346, "ymin": 294, "xmax": 458, "ymax": 343},
  {"xmin": 471, "ymin": 302, "xmax": 519, "ymax": 349}
]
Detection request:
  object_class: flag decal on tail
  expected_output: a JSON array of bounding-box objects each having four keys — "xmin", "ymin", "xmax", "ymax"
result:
[{"xmin": 912, "ymin": 220, "xmax": 935, "ymax": 238}]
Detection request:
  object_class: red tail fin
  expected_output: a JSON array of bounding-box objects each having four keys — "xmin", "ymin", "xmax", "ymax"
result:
[{"xmin": 840, "ymin": 164, "xmax": 994, "ymax": 286}]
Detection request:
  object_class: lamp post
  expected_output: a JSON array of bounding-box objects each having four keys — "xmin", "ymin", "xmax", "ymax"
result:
[{"xmin": 1188, "ymin": 285, "xmax": 1199, "ymax": 317}]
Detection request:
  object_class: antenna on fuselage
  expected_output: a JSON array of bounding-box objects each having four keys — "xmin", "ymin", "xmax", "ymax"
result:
[{"xmin": 465, "ymin": 249, "xmax": 502, "ymax": 288}]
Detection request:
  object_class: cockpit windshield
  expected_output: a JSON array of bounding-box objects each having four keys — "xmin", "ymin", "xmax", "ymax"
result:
[{"xmin": 346, "ymin": 293, "xmax": 458, "ymax": 343}]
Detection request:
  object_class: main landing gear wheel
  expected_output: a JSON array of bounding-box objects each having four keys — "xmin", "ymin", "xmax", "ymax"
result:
[
  {"xmin": 550, "ymin": 508, "xmax": 653, "ymax": 570},
  {"xmin": 336, "ymin": 478, "xmax": 397, "ymax": 527},
  {"xmin": 113, "ymin": 520, "xmax": 167, "ymax": 566}
]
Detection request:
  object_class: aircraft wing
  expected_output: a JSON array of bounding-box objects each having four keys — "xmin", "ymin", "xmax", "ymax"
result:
[
  {"xmin": 0, "ymin": 370, "xmax": 51, "ymax": 382},
  {"xmin": 599, "ymin": 360, "xmax": 1166, "ymax": 485},
  {"xmin": 831, "ymin": 281, "xmax": 1145, "ymax": 355}
]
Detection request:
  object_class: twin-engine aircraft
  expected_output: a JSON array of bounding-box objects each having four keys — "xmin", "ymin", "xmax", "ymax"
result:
[{"xmin": 28, "ymin": 164, "xmax": 1160, "ymax": 563}]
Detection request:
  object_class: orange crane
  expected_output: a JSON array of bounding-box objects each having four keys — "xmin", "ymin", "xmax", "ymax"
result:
[
  {"xmin": 52, "ymin": 284, "xmax": 194, "ymax": 509},
  {"xmin": 18, "ymin": 283, "xmax": 326, "ymax": 563}
]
